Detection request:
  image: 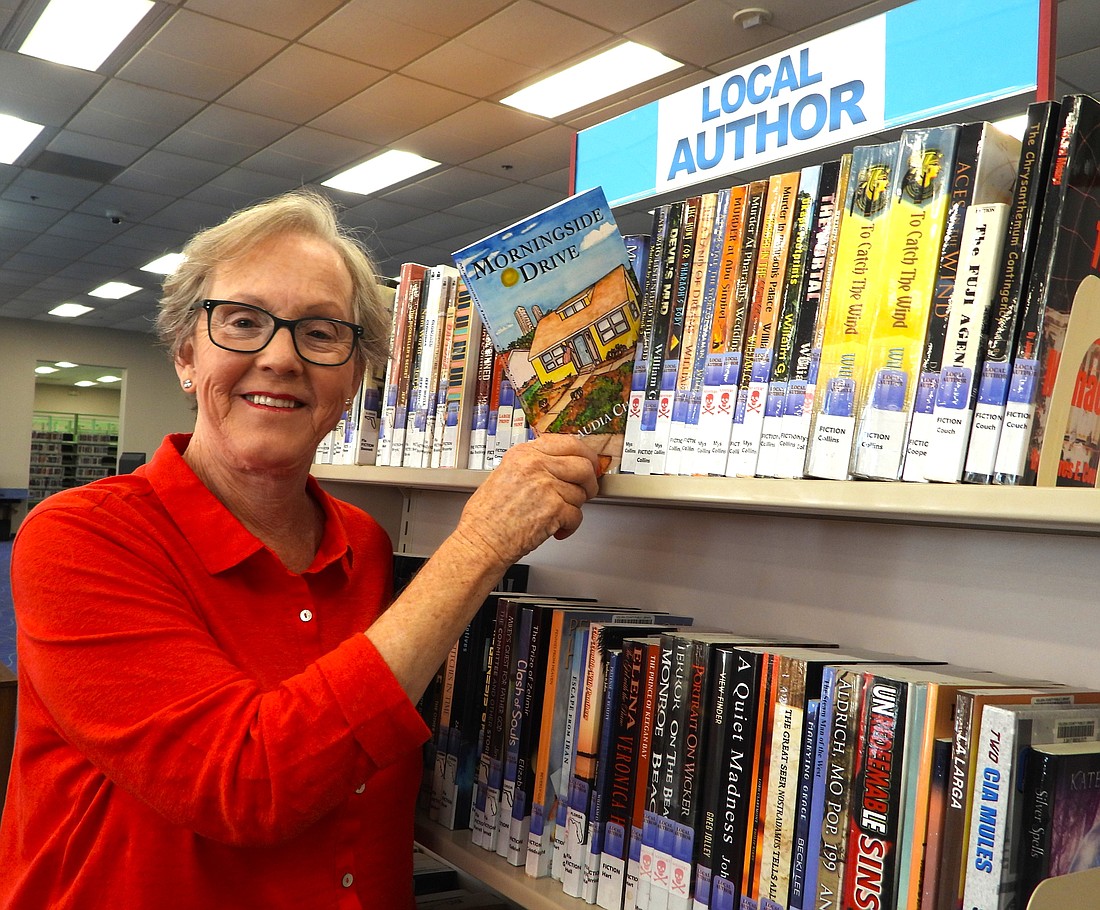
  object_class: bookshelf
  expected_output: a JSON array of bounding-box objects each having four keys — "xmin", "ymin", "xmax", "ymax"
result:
[
  {"xmin": 28, "ymin": 413, "xmax": 119, "ymax": 506},
  {"xmin": 316, "ymin": 464, "xmax": 1100, "ymax": 909}
]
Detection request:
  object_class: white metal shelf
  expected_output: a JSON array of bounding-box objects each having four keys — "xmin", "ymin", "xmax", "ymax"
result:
[{"xmin": 312, "ymin": 463, "xmax": 1100, "ymax": 536}]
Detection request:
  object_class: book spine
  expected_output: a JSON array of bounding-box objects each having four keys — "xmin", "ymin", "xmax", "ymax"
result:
[
  {"xmin": 599, "ymin": 638, "xmax": 646, "ymax": 910},
  {"xmin": 788, "ymin": 697, "xmax": 821, "ymax": 910},
  {"xmin": 439, "ymin": 282, "xmax": 480, "ymax": 469},
  {"xmin": 430, "ymin": 277, "xmax": 460, "ymax": 468},
  {"xmin": 806, "ymin": 141, "xmax": 901, "ymax": 479},
  {"xmin": 637, "ymin": 203, "xmax": 685, "ymax": 476},
  {"xmin": 626, "ymin": 640, "xmax": 663, "ymax": 910},
  {"xmin": 841, "ymin": 675, "xmax": 908, "ymax": 910},
  {"xmin": 692, "ymin": 646, "xmax": 737, "ymax": 910},
  {"xmin": 964, "ymin": 101, "xmax": 1062, "ymax": 483},
  {"xmin": 759, "ymin": 166, "xmax": 821, "ymax": 478},
  {"xmin": 852, "ymin": 125, "xmax": 960, "ymax": 481},
  {"xmin": 742, "ymin": 652, "xmax": 781, "ymax": 908},
  {"xmin": 960, "ymin": 706, "xmax": 1017, "ymax": 910},
  {"xmin": 801, "ymin": 665, "xmax": 840, "ymax": 910},
  {"xmin": 900, "ymin": 122, "xmax": 985, "ymax": 482},
  {"xmin": 780, "ymin": 157, "xmax": 849, "ymax": 480},
  {"xmin": 654, "ymin": 198, "xmax": 702, "ymax": 475},
  {"xmin": 729, "ymin": 171, "xmax": 800, "ymax": 478},
  {"xmin": 710, "ymin": 648, "xmax": 765, "ymax": 910},
  {"xmin": 667, "ymin": 193, "xmax": 719, "ymax": 476},
  {"xmin": 1015, "ymin": 747, "xmax": 1056, "ymax": 908},
  {"xmin": 554, "ymin": 624, "xmax": 592, "ymax": 880},
  {"xmin": 759, "ymin": 655, "xmax": 808, "ymax": 908},
  {"xmin": 919, "ymin": 737, "xmax": 953, "ymax": 910},
  {"xmin": 723, "ymin": 181, "xmax": 769, "ymax": 476},
  {"xmin": 508, "ymin": 606, "xmax": 551, "ymax": 863},
  {"xmin": 625, "ymin": 207, "xmax": 672, "ymax": 474},
  {"xmin": 497, "ymin": 604, "xmax": 535, "ymax": 857},
  {"xmin": 466, "ymin": 324, "xmax": 494, "ymax": 470},
  {"xmin": 696, "ymin": 186, "xmax": 749, "ymax": 476},
  {"xmin": 922, "ymin": 204, "xmax": 1012, "ymax": 482},
  {"xmin": 389, "ymin": 267, "xmax": 427, "ymax": 466},
  {"xmin": 682, "ymin": 189, "xmax": 731, "ymax": 477},
  {"xmin": 993, "ymin": 98, "xmax": 1081, "ymax": 485},
  {"xmin": 814, "ymin": 666, "xmax": 866, "ymax": 910},
  {"xmin": 586, "ymin": 650, "xmax": 625, "ymax": 903}
]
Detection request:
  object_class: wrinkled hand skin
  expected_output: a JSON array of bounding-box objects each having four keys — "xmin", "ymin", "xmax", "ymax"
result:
[{"xmin": 453, "ymin": 435, "xmax": 601, "ymax": 572}]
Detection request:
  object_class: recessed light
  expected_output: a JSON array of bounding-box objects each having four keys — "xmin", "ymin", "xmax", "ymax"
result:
[
  {"xmin": 89, "ymin": 281, "xmax": 140, "ymax": 299},
  {"xmin": 141, "ymin": 252, "xmax": 186, "ymax": 275},
  {"xmin": 48, "ymin": 303, "xmax": 94, "ymax": 318},
  {"xmin": 322, "ymin": 150, "xmax": 440, "ymax": 196},
  {"xmin": 35, "ymin": 366, "xmax": 59, "ymax": 375},
  {"xmin": 0, "ymin": 114, "xmax": 45, "ymax": 165},
  {"xmin": 500, "ymin": 42, "xmax": 682, "ymax": 118},
  {"xmin": 97, "ymin": 375, "xmax": 122, "ymax": 383},
  {"xmin": 74, "ymin": 380, "xmax": 98, "ymax": 388},
  {"xmin": 19, "ymin": 0, "xmax": 154, "ymax": 72},
  {"xmin": 54, "ymin": 361, "xmax": 78, "ymax": 368}
]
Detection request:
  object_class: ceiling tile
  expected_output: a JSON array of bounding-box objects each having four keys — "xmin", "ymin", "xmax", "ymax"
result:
[
  {"xmin": 463, "ymin": 125, "xmax": 578, "ymax": 181},
  {"xmin": 187, "ymin": 168, "xmax": 297, "ymax": 207},
  {"xmin": 311, "ymin": 74, "xmax": 475, "ymax": 147},
  {"xmin": 0, "ymin": 50, "xmax": 105, "ymax": 125},
  {"xmin": 181, "ymin": 0, "xmax": 345, "ymax": 39},
  {"xmin": 537, "ymin": 0, "xmax": 693, "ymax": 32},
  {"xmin": 401, "ymin": 37, "xmax": 540, "ymax": 98},
  {"xmin": 112, "ymin": 150, "xmax": 227, "ymax": 198},
  {"xmin": 400, "ymin": 101, "xmax": 549, "ymax": 165},
  {"xmin": 46, "ymin": 130, "xmax": 146, "ymax": 169},
  {"xmin": 218, "ymin": 44, "xmax": 385, "ymax": 123},
  {"xmin": 238, "ymin": 127, "xmax": 371, "ymax": 181},
  {"xmin": 301, "ymin": 5, "xmax": 447, "ymax": 69},
  {"xmin": 158, "ymin": 105, "xmax": 295, "ymax": 167},
  {"xmin": 116, "ymin": 10, "xmax": 286, "ymax": 101},
  {"xmin": 339, "ymin": 0, "xmax": 513, "ymax": 37},
  {"xmin": 628, "ymin": 0, "xmax": 786, "ymax": 68},
  {"xmin": 66, "ymin": 82, "xmax": 205, "ymax": 147},
  {"xmin": 461, "ymin": 2, "xmax": 611, "ymax": 70}
]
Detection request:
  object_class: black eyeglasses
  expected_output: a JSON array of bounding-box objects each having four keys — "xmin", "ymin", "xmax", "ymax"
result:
[{"xmin": 196, "ymin": 300, "xmax": 363, "ymax": 366}]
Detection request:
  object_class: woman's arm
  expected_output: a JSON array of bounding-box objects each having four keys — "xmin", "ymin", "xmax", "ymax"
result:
[{"xmin": 365, "ymin": 434, "xmax": 599, "ymax": 700}]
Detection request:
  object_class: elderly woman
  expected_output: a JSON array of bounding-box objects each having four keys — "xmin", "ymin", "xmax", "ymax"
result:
[{"xmin": 0, "ymin": 190, "xmax": 599, "ymax": 909}]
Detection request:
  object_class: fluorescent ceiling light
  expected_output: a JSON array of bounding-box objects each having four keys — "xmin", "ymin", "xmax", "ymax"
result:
[
  {"xmin": 19, "ymin": 0, "xmax": 154, "ymax": 71},
  {"xmin": 141, "ymin": 252, "xmax": 186, "ymax": 275},
  {"xmin": 74, "ymin": 380, "xmax": 98, "ymax": 388},
  {"xmin": 89, "ymin": 281, "xmax": 140, "ymax": 299},
  {"xmin": 35, "ymin": 366, "xmax": 59, "ymax": 375},
  {"xmin": 501, "ymin": 42, "xmax": 682, "ymax": 118},
  {"xmin": 97, "ymin": 375, "xmax": 122, "ymax": 383},
  {"xmin": 0, "ymin": 114, "xmax": 45, "ymax": 165},
  {"xmin": 49, "ymin": 303, "xmax": 94, "ymax": 318},
  {"xmin": 322, "ymin": 150, "xmax": 440, "ymax": 196},
  {"xmin": 54, "ymin": 361, "xmax": 78, "ymax": 368}
]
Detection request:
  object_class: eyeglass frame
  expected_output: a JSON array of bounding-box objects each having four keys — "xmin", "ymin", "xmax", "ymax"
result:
[{"xmin": 194, "ymin": 299, "xmax": 365, "ymax": 367}]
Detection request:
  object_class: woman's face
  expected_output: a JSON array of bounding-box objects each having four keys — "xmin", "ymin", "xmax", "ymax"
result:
[{"xmin": 175, "ymin": 230, "xmax": 364, "ymax": 477}]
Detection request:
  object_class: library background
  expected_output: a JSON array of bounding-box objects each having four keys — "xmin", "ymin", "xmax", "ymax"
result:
[{"xmin": 2, "ymin": 0, "xmax": 1100, "ymax": 908}]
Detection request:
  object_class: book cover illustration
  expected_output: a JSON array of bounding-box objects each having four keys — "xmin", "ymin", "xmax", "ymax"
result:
[{"xmin": 453, "ymin": 186, "xmax": 641, "ymax": 473}]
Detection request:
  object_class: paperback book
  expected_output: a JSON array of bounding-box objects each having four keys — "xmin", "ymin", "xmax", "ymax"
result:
[{"xmin": 454, "ymin": 186, "xmax": 641, "ymax": 473}]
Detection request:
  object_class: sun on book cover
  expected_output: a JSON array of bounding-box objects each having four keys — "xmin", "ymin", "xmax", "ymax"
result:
[{"xmin": 453, "ymin": 186, "xmax": 641, "ymax": 473}]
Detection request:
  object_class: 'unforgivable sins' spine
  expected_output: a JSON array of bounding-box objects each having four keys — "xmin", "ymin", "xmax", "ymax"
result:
[{"xmin": 840, "ymin": 673, "xmax": 908, "ymax": 910}]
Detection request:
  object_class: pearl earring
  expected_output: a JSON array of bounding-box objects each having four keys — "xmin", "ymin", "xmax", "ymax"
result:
[{"xmin": 183, "ymin": 379, "xmax": 193, "ymax": 389}]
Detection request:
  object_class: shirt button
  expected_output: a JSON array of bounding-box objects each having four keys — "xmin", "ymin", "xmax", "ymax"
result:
[
  {"xmin": 299, "ymin": 609, "xmax": 313, "ymax": 622},
  {"xmin": 342, "ymin": 873, "xmax": 354, "ymax": 888},
  {"xmin": 355, "ymin": 784, "xmax": 365, "ymax": 794}
]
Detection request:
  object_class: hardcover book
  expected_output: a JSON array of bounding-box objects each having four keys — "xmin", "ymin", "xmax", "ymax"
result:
[
  {"xmin": 962, "ymin": 101, "xmax": 1062, "ymax": 483},
  {"xmin": 1016, "ymin": 740, "xmax": 1100, "ymax": 907},
  {"xmin": 994, "ymin": 94, "xmax": 1100, "ymax": 485},
  {"xmin": 453, "ymin": 186, "xmax": 641, "ymax": 473}
]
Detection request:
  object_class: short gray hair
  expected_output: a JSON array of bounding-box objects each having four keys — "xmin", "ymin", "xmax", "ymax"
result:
[{"xmin": 156, "ymin": 188, "xmax": 389, "ymax": 371}]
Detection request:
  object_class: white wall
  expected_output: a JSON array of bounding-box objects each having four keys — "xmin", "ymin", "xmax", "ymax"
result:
[
  {"xmin": 33, "ymin": 384, "xmax": 121, "ymax": 418},
  {"xmin": 1, "ymin": 318, "xmax": 194, "ymax": 496}
]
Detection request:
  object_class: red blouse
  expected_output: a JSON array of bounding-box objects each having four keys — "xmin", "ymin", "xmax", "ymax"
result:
[{"xmin": 0, "ymin": 435, "xmax": 430, "ymax": 909}]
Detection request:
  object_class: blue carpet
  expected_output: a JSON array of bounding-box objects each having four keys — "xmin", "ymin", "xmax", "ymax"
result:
[{"xmin": 1, "ymin": 538, "xmax": 14, "ymax": 671}]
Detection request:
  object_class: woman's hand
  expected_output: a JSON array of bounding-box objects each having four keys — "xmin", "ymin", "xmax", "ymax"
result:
[{"xmin": 452, "ymin": 435, "xmax": 601, "ymax": 572}]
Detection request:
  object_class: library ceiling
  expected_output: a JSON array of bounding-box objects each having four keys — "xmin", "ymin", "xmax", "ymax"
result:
[{"xmin": 0, "ymin": 0, "xmax": 1096, "ymax": 333}]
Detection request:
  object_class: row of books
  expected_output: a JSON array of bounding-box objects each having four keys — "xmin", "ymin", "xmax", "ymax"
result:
[
  {"xmin": 417, "ymin": 591, "xmax": 1100, "ymax": 910},
  {"xmin": 372, "ymin": 262, "xmax": 534, "ymax": 471},
  {"xmin": 619, "ymin": 93, "xmax": 1100, "ymax": 487},
  {"xmin": 357, "ymin": 93, "xmax": 1100, "ymax": 488}
]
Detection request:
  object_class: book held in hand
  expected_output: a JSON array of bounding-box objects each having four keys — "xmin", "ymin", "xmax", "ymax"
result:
[{"xmin": 453, "ymin": 186, "xmax": 641, "ymax": 473}]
